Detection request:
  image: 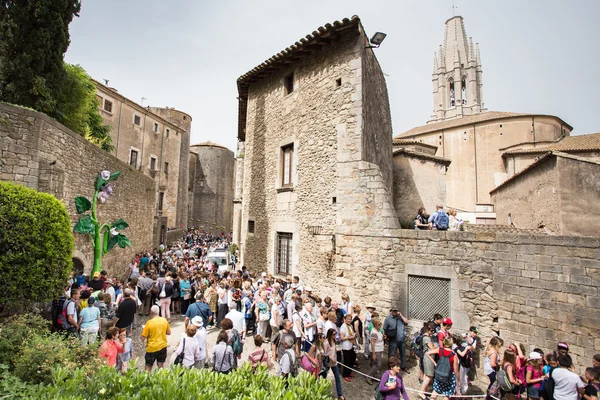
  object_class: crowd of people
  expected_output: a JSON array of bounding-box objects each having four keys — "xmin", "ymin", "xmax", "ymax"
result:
[{"xmin": 52, "ymin": 229, "xmax": 599, "ymax": 400}]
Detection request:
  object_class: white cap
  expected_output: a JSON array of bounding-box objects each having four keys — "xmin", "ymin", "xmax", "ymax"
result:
[
  {"xmin": 529, "ymin": 351, "xmax": 542, "ymax": 360},
  {"xmin": 191, "ymin": 316, "xmax": 204, "ymax": 328},
  {"xmin": 261, "ymin": 272, "xmax": 267, "ymax": 277}
]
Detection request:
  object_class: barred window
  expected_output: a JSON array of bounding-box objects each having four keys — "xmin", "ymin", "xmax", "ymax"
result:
[
  {"xmin": 276, "ymin": 232, "xmax": 292, "ymax": 275},
  {"xmin": 248, "ymin": 220, "xmax": 255, "ymax": 233},
  {"xmin": 408, "ymin": 275, "xmax": 450, "ymax": 321}
]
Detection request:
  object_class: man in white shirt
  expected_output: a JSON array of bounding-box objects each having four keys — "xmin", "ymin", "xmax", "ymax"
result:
[
  {"xmin": 224, "ymin": 309, "xmax": 246, "ymax": 339},
  {"xmin": 190, "ymin": 316, "xmax": 207, "ymax": 369},
  {"xmin": 301, "ymin": 303, "xmax": 317, "ymax": 352},
  {"xmin": 552, "ymin": 354, "xmax": 585, "ymax": 400},
  {"xmin": 104, "ymin": 279, "xmax": 115, "ymax": 304}
]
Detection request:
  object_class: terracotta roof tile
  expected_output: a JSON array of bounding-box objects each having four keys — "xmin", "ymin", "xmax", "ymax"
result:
[
  {"xmin": 490, "ymin": 151, "xmax": 600, "ymax": 194},
  {"xmin": 393, "ymin": 148, "xmax": 451, "ymax": 165},
  {"xmin": 502, "ymin": 132, "xmax": 600, "ymax": 155},
  {"xmin": 395, "ymin": 111, "xmax": 572, "ymax": 138},
  {"xmin": 392, "ymin": 138, "xmax": 438, "ymax": 149}
]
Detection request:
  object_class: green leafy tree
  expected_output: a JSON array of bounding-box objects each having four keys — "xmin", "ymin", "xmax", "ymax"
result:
[
  {"xmin": 74, "ymin": 170, "xmax": 131, "ymax": 274},
  {"xmin": 0, "ymin": 181, "xmax": 74, "ymax": 309},
  {"xmin": 57, "ymin": 63, "xmax": 113, "ymax": 151},
  {"xmin": 0, "ymin": 0, "xmax": 81, "ymax": 117}
]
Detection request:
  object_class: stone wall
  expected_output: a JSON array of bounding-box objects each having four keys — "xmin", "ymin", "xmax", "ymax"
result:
[
  {"xmin": 0, "ymin": 102, "xmax": 156, "ymax": 277},
  {"xmin": 189, "ymin": 143, "xmax": 235, "ymax": 233},
  {"xmin": 305, "ymin": 229, "xmax": 599, "ymax": 373},
  {"xmin": 493, "ymin": 154, "xmax": 600, "ymax": 237},
  {"xmin": 392, "ymin": 153, "xmax": 448, "ymax": 227}
]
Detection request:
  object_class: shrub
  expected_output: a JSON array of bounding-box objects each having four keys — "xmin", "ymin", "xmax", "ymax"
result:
[
  {"xmin": 13, "ymin": 332, "xmax": 99, "ymax": 385},
  {"xmin": 0, "ymin": 364, "xmax": 38, "ymax": 399},
  {"xmin": 39, "ymin": 363, "xmax": 332, "ymax": 399},
  {"xmin": 0, "ymin": 313, "xmax": 50, "ymax": 368},
  {"xmin": 0, "ymin": 181, "xmax": 74, "ymax": 309}
]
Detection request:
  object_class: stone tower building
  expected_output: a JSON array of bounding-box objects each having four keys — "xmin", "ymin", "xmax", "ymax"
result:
[
  {"xmin": 188, "ymin": 142, "xmax": 235, "ymax": 234},
  {"xmin": 430, "ymin": 16, "xmax": 486, "ymax": 123},
  {"xmin": 235, "ymin": 16, "xmax": 398, "ymax": 285}
]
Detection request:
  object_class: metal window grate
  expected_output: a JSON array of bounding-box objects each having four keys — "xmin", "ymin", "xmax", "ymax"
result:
[
  {"xmin": 408, "ymin": 275, "xmax": 450, "ymax": 321},
  {"xmin": 248, "ymin": 220, "xmax": 255, "ymax": 233},
  {"xmin": 276, "ymin": 232, "xmax": 292, "ymax": 275}
]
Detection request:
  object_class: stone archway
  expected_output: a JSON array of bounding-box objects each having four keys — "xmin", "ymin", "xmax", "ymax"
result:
[
  {"xmin": 72, "ymin": 257, "xmax": 85, "ymax": 274},
  {"xmin": 72, "ymin": 249, "xmax": 90, "ymax": 274}
]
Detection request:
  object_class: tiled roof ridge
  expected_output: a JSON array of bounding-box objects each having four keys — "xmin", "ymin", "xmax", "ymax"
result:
[
  {"xmin": 393, "ymin": 148, "xmax": 452, "ymax": 165},
  {"xmin": 392, "ymin": 138, "xmax": 438, "ymax": 148},
  {"xmin": 503, "ymin": 132, "xmax": 600, "ymax": 155},
  {"xmin": 190, "ymin": 141, "xmax": 230, "ymax": 150},
  {"xmin": 237, "ymin": 16, "xmax": 361, "ymax": 84}
]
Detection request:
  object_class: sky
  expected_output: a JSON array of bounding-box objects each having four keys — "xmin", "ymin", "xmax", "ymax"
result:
[{"xmin": 65, "ymin": 0, "xmax": 600, "ymax": 152}]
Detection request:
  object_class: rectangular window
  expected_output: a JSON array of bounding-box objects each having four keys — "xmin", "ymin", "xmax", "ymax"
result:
[
  {"xmin": 276, "ymin": 232, "xmax": 293, "ymax": 275},
  {"xmin": 158, "ymin": 192, "xmax": 164, "ymax": 211},
  {"xmin": 153, "ymin": 123, "xmax": 159, "ymax": 133},
  {"xmin": 164, "ymin": 162, "xmax": 169, "ymax": 174},
  {"xmin": 103, "ymin": 100, "xmax": 113, "ymax": 113},
  {"xmin": 96, "ymin": 95, "xmax": 103, "ymax": 106},
  {"xmin": 281, "ymin": 144, "xmax": 293, "ymax": 187},
  {"xmin": 150, "ymin": 157, "xmax": 156, "ymax": 171},
  {"xmin": 134, "ymin": 115, "xmax": 141, "ymax": 126},
  {"xmin": 166, "ymin": 128, "xmax": 170, "ymax": 138},
  {"xmin": 129, "ymin": 150, "xmax": 138, "ymax": 168},
  {"xmin": 408, "ymin": 275, "xmax": 450, "ymax": 321},
  {"xmin": 284, "ymin": 73, "xmax": 294, "ymax": 95},
  {"xmin": 248, "ymin": 220, "xmax": 255, "ymax": 233}
]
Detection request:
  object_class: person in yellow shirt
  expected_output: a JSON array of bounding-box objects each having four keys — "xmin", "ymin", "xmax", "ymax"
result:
[{"xmin": 141, "ymin": 305, "xmax": 171, "ymax": 372}]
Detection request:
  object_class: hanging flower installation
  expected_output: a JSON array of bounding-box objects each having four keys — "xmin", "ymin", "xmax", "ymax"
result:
[{"xmin": 73, "ymin": 170, "xmax": 131, "ymax": 274}]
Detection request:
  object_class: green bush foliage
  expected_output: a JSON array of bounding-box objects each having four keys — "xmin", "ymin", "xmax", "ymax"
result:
[
  {"xmin": 0, "ymin": 313, "xmax": 49, "ymax": 368},
  {"xmin": 0, "ymin": 181, "xmax": 74, "ymax": 308},
  {"xmin": 0, "ymin": 364, "xmax": 38, "ymax": 399},
  {"xmin": 13, "ymin": 332, "xmax": 99, "ymax": 385},
  {"xmin": 38, "ymin": 363, "xmax": 332, "ymax": 399}
]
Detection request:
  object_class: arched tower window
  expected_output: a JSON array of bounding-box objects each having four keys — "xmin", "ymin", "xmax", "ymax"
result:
[
  {"xmin": 449, "ymin": 79, "xmax": 455, "ymax": 107},
  {"xmin": 462, "ymin": 77, "xmax": 467, "ymax": 105}
]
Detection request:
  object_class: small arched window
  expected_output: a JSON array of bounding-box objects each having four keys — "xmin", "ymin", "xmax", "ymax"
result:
[
  {"xmin": 462, "ymin": 77, "xmax": 467, "ymax": 105},
  {"xmin": 449, "ymin": 79, "xmax": 455, "ymax": 107}
]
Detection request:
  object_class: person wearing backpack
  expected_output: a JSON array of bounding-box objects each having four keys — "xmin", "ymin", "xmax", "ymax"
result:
[
  {"xmin": 383, "ymin": 306, "xmax": 409, "ymax": 372},
  {"xmin": 377, "ymin": 356, "xmax": 410, "ymax": 400},
  {"xmin": 279, "ymin": 335, "xmax": 299, "ymax": 379},
  {"xmin": 426, "ymin": 336, "xmax": 459, "ymax": 399},
  {"xmin": 498, "ymin": 349, "xmax": 523, "ymax": 400},
  {"xmin": 428, "ymin": 204, "xmax": 449, "ymax": 231}
]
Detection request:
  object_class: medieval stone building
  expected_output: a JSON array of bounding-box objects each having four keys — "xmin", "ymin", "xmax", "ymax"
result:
[
  {"xmin": 188, "ymin": 142, "xmax": 235, "ymax": 233},
  {"xmin": 95, "ymin": 82, "xmax": 192, "ymax": 244},
  {"xmin": 234, "ymin": 16, "xmax": 398, "ymax": 278}
]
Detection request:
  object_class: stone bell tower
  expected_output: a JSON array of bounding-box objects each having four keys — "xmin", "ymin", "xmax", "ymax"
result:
[{"xmin": 429, "ymin": 16, "xmax": 486, "ymax": 123}]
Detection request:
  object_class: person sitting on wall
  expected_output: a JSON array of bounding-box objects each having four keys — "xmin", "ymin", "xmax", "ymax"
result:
[{"xmin": 415, "ymin": 207, "xmax": 430, "ymax": 230}]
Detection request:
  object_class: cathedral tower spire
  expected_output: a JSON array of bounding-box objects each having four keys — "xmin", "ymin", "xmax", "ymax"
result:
[{"xmin": 430, "ymin": 16, "xmax": 486, "ymax": 123}]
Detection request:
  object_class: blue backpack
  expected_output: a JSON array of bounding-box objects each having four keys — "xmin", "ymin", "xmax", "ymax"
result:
[{"xmin": 435, "ymin": 211, "xmax": 449, "ymax": 230}]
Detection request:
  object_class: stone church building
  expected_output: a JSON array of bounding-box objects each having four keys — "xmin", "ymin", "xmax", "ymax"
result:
[{"xmin": 396, "ymin": 16, "xmax": 600, "ymax": 226}]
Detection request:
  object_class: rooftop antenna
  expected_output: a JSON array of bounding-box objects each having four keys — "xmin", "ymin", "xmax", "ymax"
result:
[
  {"xmin": 103, "ymin": 79, "xmax": 109, "ymax": 85},
  {"xmin": 141, "ymin": 97, "xmax": 147, "ymax": 106},
  {"xmin": 451, "ymin": 1, "xmax": 458, "ymax": 16}
]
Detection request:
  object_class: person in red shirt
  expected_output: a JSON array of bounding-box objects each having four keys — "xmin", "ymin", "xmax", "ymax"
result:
[
  {"xmin": 437, "ymin": 318, "xmax": 452, "ymax": 344},
  {"xmin": 98, "ymin": 327, "xmax": 125, "ymax": 367}
]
